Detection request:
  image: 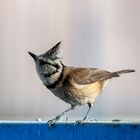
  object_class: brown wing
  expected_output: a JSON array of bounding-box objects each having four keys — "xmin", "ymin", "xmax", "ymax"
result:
[{"xmin": 66, "ymin": 67, "xmax": 119, "ymax": 85}]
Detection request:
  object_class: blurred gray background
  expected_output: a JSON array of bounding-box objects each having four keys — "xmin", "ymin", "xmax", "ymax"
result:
[{"xmin": 0, "ymin": 0, "xmax": 139, "ymax": 121}]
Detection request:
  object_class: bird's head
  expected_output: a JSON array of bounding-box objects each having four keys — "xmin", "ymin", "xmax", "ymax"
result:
[{"xmin": 28, "ymin": 41, "xmax": 63, "ymax": 85}]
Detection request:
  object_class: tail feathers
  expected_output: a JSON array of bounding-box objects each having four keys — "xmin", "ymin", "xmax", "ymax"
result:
[{"xmin": 113, "ymin": 69, "xmax": 135, "ymax": 75}]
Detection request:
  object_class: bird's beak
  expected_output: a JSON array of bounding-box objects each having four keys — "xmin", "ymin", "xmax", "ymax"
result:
[{"xmin": 28, "ymin": 52, "xmax": 37, "ymax": 61}]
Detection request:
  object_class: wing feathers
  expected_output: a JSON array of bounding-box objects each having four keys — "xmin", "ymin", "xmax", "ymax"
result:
[{"xmin": 66, "ymin": 67, "xmax": 119, "ymax": 85}]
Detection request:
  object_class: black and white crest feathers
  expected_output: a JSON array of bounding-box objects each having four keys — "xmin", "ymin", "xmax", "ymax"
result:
[{"xmin": 41, "ymin": 41, "xmax": 62, "ymax": 60}]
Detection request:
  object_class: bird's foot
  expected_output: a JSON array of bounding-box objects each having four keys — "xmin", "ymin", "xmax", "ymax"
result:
[
  {"xmin": 48, "ymin": 118, "xmax": 56, "ymax": 127},
  {"xmin": 76, "ymin": 118, "xmax": 88, "ymax": 124},
  {"xmin": 47, "ymin": 115, "xmax": 63, "ymax": 127},
  {"xmin": 76, "ymin": 118, "xmax": 97, "ymax": 124},
  {"xmin": 90, "ymin": 118, "xmax": 97, "ymax": 122}
]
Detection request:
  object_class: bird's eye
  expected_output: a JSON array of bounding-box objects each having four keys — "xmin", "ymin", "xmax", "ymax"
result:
[{"xmin": 39, "ymin": 59, "xmax": 45, "ymax": 65}]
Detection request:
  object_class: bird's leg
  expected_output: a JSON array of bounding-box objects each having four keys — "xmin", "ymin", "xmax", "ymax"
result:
[
  {"xmin": 48, "ymin": 106, "xmax": 75, "ymax": 126},
  {"xmin": 76, "ymin": 103, "xmax": 93, "ymax": 124},
  {"xmin": 82, "ymin": 103, "xmax": 92, "ymax": 121}
]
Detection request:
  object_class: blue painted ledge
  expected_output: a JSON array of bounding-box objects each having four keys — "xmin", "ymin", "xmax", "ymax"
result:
[{"xmin": 0, "ymin": 121, "xmax": 140, "ymax": 140}]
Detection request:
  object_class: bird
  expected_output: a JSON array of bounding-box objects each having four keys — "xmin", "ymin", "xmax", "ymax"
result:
[{"xmin": 28, "ymin": 41, "xmax": 135, "ymax": 126}]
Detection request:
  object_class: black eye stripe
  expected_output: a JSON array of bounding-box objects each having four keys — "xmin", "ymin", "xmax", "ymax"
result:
[
  {"xmin": 53, "ymin": 64, "xmax": 60, "ymax": 69},
  {"xmin": 39, "ymin": 59, "xmax": 45, "ymax": 65},
  {"xmin": 44, "ymin": 62, "xmax": 60, "ymax": 69}
]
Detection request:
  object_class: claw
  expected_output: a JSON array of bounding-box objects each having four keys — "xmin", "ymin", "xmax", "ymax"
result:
[
  {"xmin": 48, "ymin": 119, "xmax": 56, "ymax": 127},
  {"xmin": 76, "ymin": 119, "xmax": 87, "ymax": 124},
  {"xmin": 47, "ymin": 115, "xmax": 63, "ymax": 127},
  {"xmin": 90, "ymin": 118, "xmax": 97, "ymax": 122},
  {"xmin": 76, "ymin": 118, "xmax": 97, "ymax": 124}
]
